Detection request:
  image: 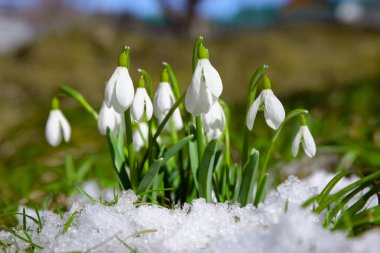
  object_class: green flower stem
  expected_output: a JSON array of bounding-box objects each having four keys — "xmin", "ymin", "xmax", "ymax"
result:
[
  {"xmin": 58, "ymin": 85, "xmax": 98, "ymax": 120},
  {"xmin": 138, "ymin": 93, "xmax": 186, "ymax": 172},
  {"xmin": 242, "ymin": 65, "xmax": 268, "ymax": 166},
  {"xmin": 195, "ymin": 115, "xmax": 205, "ymax": 160},
  {"xmin": 138, "ymin": 68, "xmax": 154, "ymax": 165},
  {"xmin": 124, "ymin": 108, "xmax": 137, "ymax": 190},
  {"xmin": 162, "ymin": 62, "xmax": 187, "ymax": 121},
  {"xmin": 258, "ymin": 109, "xmax": 309, "ymax": 185}
]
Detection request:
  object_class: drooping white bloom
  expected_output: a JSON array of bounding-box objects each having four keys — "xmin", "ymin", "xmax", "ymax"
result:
[
  {"xmin": 105, "ymin": 66, "xmax": 134, "ymax": 113},
  {"xmin": 153, "ymin": 82, "xmax": 183, "ymax": 131},
  {"xmin": 131, "ymin": 87, "xmax": 153, "ymax": 122},
  {"xmin": 45, "ymin": 109, "xmax": 71, "ymax": 147},
  {"xmin": 97, "ymin": 102, "xmax": 122, "ymax": 135},
  {"xmin": 292, "ymin": 125, "xmax": 316, "ymax": 158},
  {"xmin": 246, "ymin": 89, "xmax": 285, "ymax": 131},
  {"xmin": 185, "ymin": 59, "xmax": 223, "ymax": 116},
  {"xmin": 202, "ymin": 101, "xmax": 226, "ymax": 139},
  {"xmin": 133, "ymin": 122, "xmax": 148, "ymax": 152}
]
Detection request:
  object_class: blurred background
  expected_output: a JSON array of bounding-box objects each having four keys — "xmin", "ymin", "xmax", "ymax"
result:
[{"xmin": 1, "ymin": 0, "xmax": 380, "ymax": 212}]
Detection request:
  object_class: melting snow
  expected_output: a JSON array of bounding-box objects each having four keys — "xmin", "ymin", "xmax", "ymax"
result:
[{"xmin": 1, "ymin": 173, "xmax": 379, "ymax": 252}]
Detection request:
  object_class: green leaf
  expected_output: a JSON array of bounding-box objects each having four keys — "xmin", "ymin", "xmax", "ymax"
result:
[
  {"xmin": 163, "ymin": 135, "xmax": 194, "ymax": 163},
  {"xmin": 106, "ymin": 129, "xmax": 130, "ymax": 190},
  {"xmin": 314, "ymin": 170, "xmax": 380, "ymax": 213},
  {"xmin": 254, "ymin": 173, "xmax": 268, "ymax": 206},
  {"xmin": 33, "ymin": 201, "xmax": 42, "ymax": 231},
  {"xmin": 75, "ymin": 186, "xmax": 98, "ymax": 203},
  {"xmin": 189, "ymin": 140, "xmax": 199, "ymax": 191},
  {"xmin": 63, "ymin": 211, "xmax": 79, "ymax": 234},
  {"xmin": 238, "ymin": 149, "xmax": 260, "ymax": 207},
  {"xmin": 198, "ymin": 139, "xmax": 218, "ymax": 202},
  {"xmin": 317, "ymin": 169, "xmax": 351, "ymax": 204},
  {"xmin": 76, "ymin": 157, "xmax": 94, "ymax": 181},
  {"xmin": 65, "ymin": 155, "xmax": 75, "ymax": 184},
  {"xmin": 163, "ymin": 62, "xmax": 181, "ymax": 100},
  {"xmin": 137, "ymin": 159, "xmax": 164, "ymax": 195}
]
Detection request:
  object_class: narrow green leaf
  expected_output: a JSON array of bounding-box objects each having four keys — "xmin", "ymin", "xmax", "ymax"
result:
[
  {"xmin": 162, "ymin": 62, "xmax": 181, "ymax": 100},
  {"xmin": 163, "ymin": 135, "xmax": 194, "ymax": 163},
  {"xmin": 65, "ymin": 155, "xmax": 76, "ymax": 184},
  {"xmin": 198, "ymin": 139, "xmax": 218, "ymax": 202},
  {"xmin": 137, "ymin": 159, "xmax": 164, "ymax": 195},
  {"xmin": 317, "ymin": 170, "xmax": 351, "ymax": 204},
  {"xmin": 254, "ymin": 173, "xmax": 268, "ymax": 206},
  {"xmin": 75, "ymin": 186, "xmax": 98, "ymax": 203},
  {"xmin": 238, "ymin": 149, "xmax": 260, "ymax": 207},
  {"xmin": 63, "ymin": 211, "xmax": 79, "ymax": 234},
  {"xmin": 33, "ymin": 201, "xmax": 42, "ymax": 231},
  {"xmin": 77, "ymin": 157, "xmax": 94, "ymax": 181},
  {"xmin": 189, "ymin": 140, "xmax": 199, "ymax": 191},
  {"xmin": 22, "ymin": 208, "xmax": 26, "ymax": 230},
  {"xmin": 314, "ymin": 170, "xmax": 380, "ymax": 213}
]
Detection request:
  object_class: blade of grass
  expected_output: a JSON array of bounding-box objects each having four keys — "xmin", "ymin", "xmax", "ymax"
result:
[
  {"xmin": 238, "ymin": 149, "xmax": 260, "ymax": 207},
  {"xmin": 198, "ymin": 139, "xmax": 218, "ymax": 202}
]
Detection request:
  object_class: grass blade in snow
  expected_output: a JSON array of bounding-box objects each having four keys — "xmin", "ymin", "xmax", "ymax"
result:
[
  {"xmin": 238, "ymin": 149, "xmax": 259, "ymax": 207},
  {"xmin": 254, "ymin": 173, "xmax": 268, "ymax": 206},
  {"xmin": 163, "ymin": 135, "xmax": 194, "ymax": 163},
  {"xmin": 317, "ymin": 169, "xmax": 351, "ymax": 204},
  {"xmin": 198, "ymin": 139, "xmax": 218, "ymax": 202}
]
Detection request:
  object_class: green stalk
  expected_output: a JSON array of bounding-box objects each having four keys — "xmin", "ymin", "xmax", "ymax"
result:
[
  {"xmin": 258, "ymin": 109, "xmax": 309, "ymax": 185},
  {"xmin": 124, "ymin": 108, "xmax": 136, "ymax": 190},
  {"xmin": 58, "ymin": 85, "xmax": 98, "ymax": 120},
  {"xmin": 242, "ymin": 65, "xmax": 268, "ymax": 166},
  {"xmin": 196, "ymin": 115, "xmax": 205, "ymax": 160},
  {"xmin": 138, "ymin": 69, "xmax": 154, "ymax": 165}
]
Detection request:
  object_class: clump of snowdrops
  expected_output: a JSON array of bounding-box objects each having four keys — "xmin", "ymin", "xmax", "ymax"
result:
[{"xmin": 46, "ymin": 36, "xmax": 316, "ymax": 206}]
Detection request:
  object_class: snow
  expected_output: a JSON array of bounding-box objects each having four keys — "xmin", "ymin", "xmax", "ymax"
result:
[{"xmin": 1, "ymin": 173, "xmax": 380, "ymax": 252}]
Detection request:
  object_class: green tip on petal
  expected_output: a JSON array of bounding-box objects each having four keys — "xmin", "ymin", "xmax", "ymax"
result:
[
  {"xmin": 138, "ymin": 75, "xmax": 146, "ymax": 87},
  {"xmin": 51, "ymin": 97, "xmax": 59, "ymax": 110},
  {"xmin": 300, "ymin": 115, "xmax": 308, "ymax": 125},
  {"xmin": 262, "ymin": 74, "xmax": 272, "ymax": 89},
  {"xmin": 198, "ymin": 42, "xmax": 209, "ymax": 59},
  {"xmin": 118, "ymin": 46, "xmax": 130, "ymax": 68},
  {"xmin": 160, "ymin": 69, "xmax": 169, "ymax": 82}
]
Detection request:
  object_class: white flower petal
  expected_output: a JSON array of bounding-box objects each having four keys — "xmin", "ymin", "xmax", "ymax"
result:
[
  {"xmin": 263, "ymin": 90, "xmax": 285, "ymax": 130},
  {"xmin": 45, "ymin": 110, "xmax": 62, "ymax": 147},
  {"xmin": 246, "ymin": 93, "xmax": 262, "ymax": 131},
  {"xmin": 153, "ymin": 82, "xmax": 175, "ymax": 119},
  {"xmin": 202, "ymin": 101, "xmax": 226, "ymax": 139},
  {"xmin": 202, "ymin": 59, "xmax": 223, "ymax": 97},
  {"xmin": 98, "ymin": 102, "xmax": 117, "ymax": 135},
  {"xmin": 172, "ymin": 109, "xmax": 183, "ymax": 130},
  {"xmin": 144, "ymin": 91, "xmax": 153, "ymax": 121},
  {"xmin": 115, "ymin": 67, "xmax": 134, "ymax": 111},
  {"xmin": 56, "ymin": 110, "xmax": 71, "ymax": 142},
  {"xmin": 292, "ymin": 128, "xmax": 303, "ymax": 157},
  {"xmin": 105, "ymin": 68, "xmax": 119, "ymax": 107},
  {"xmin": 302, "ymin": 126, "xmax": 316, "ymax": 158},
  {"xmin": 131, "ymin": 88, "xmax": 145, "ymax": 122}
]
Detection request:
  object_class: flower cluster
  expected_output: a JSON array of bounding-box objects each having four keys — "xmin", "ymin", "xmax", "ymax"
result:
[{"xmin": 45, "ymin": 37, "xmax": 317, "ymax": 207}]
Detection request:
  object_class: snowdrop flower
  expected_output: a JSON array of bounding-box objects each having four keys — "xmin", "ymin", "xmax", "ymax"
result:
[
  {"xmin": 153, "ymin": 70, "xmax": 183, "ymax": 131},
  {"xmin": 246, "ymin": 75, "xmax": 285, "ymax": 130},
  {"xmin": 105, "ymin": 46, "xmax": 134, "ymax": 113},
  {"xmin": 292, "ymin": 116, "xmax": 316, "ymax": 158},
  {"xmin": 97, "ymin": 101, "xmax": 122, "ymax": 135},
  {"xmin": 131, "ymin": 76, "xmax": 153, "ymax": 122},
  {"xmin": 185, "ymin": 42, "xmax": 223, "ymax": 117},
  {"xmin": 202, "ymin": 101, "xmax": 226, "ymax": 139},
  {"xmin": 45, "ymin": 99, "xmax": 71, "ymax": 147},
  {"xmin": 133, "ymin": 122, "xmax": 148, "ymax": 152}
]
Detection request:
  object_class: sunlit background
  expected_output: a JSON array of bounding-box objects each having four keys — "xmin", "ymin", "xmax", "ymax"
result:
[{"xmin": 1, "ymin": 0, "xmax": 380, "ymax": 211}]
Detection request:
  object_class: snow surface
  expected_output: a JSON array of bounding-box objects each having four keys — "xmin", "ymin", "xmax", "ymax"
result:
[{"xmin": 1, "ymin": 173, "xmax": 380, "ymax": 253}]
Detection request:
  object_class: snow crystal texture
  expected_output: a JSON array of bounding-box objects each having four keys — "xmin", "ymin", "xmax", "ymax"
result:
[{"xmin": 1, "ymin": 175, "xmax": 379, "ymax": 253}]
